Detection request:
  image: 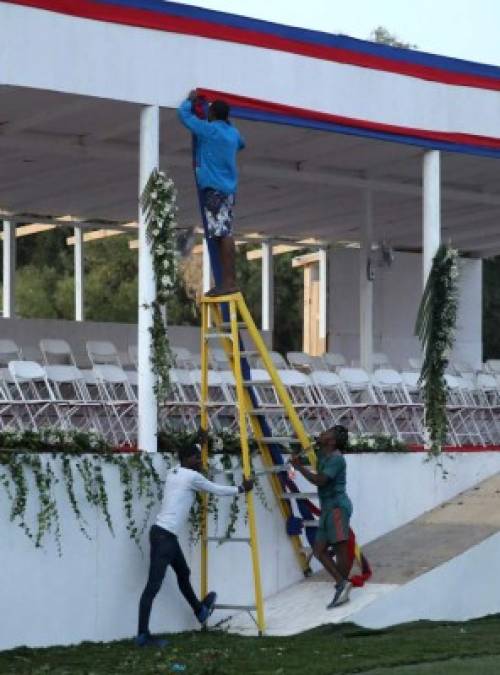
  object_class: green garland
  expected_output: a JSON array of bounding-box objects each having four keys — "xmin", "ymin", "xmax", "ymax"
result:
[
  {"xmin": 415, "ymin": 244, "xmax": 459, "ymax": 455},
  {"xmin": 140, "ymin": 168, "xmax": 179, "ymax": 400},
  {"xmin": 0, "ymin": 429, "xmax": 409, "ymax": 552}
]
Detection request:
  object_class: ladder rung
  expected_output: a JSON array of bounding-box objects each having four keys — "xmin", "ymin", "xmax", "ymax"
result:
[
  {"xmin": 214, "ymin": 604, "xmax": 256, "ymax": 611},
  {"xmin": 219, "ymin": 321, "xmax": 246, "ymax": 329},
  {"xmin": 242, "ymin": 380, "xmax": 272, "ymax": 386},
  {"xmin": 205, "ymin": 537, "xmax": 251, "ymax": 543},
  {"xmin": 257, "ymin": 436, "xmax": 303, "ymax": 444},
  {"xmin": 281, "ymin": 492, "xmax": 317, "ymax": 499},
  {"xmin": 239, "ymin": 351, "xmax": 259, "ymax": 358},
  {"xmin": 205, "ymin": 332, "xmax": 233, "ymax": 340},
  {"xmin": 256, "ymin": 466, "xmax": 290, "ymax": 475}
]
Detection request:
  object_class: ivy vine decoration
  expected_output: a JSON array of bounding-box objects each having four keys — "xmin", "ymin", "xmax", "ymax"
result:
[
  {"xmin": 140, "ymin": 168, "xmax": 179, "ymax": 400},
  {"xmin": 415, "ymin": 244, "xmax": 459, "ymax": 455}
]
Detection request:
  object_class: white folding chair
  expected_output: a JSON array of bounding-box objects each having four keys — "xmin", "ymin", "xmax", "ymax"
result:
[
  {"xmin": 190, "ymin": 368, "xmax": 236, "ymax": 431},
  {"xmin": 0, "ymin": 339, "xmax": 23, "ymax": 395},
  {"xmin": 278, "ymin": 369, "xmax": 326, "ymax": 435},
  {"xmin": 86, "ymin": 340, "xmax": 122, "ymax": 367},
  {"xmin": 209, "ymin": 348, "xmax": 230, "ymax": 371},
  {"xmin": 40, "ymin": 338, "xmax": 77, "ymax": 366},
  {"xmin": 338, "ymin": 367, "xmax": 385, "ymax": 435},
  {"xmin": 310, "ymin": 370, "xmax": 356, "ymax": 431},
  {"xmin": 476, "ymin": 373, "xmax": 500, "ymax": 443},
  {"xmin": 93, "ymin": 364, "xmax": 137, "ymax": 444},
  {"xmin": 444, "ymin": 374, "xmax": 484, "ymax": 446},
  {"xmin": 45, "ymin": 364, "xmax": 105, "ymax": 434},
  {"xmin": 160, "ymin": 368, "xmax": 200, "ymax": 432},
  {"xmin": 8, "ymin": 360, "xmax": 64, "ymax": 431},
  {"xmin": 253, "ymin": 351, "xmax": 289, "ymax": 371},
  {"xmin": 371, "ymin": 368, "xmax": 424, "ymax": 442}
]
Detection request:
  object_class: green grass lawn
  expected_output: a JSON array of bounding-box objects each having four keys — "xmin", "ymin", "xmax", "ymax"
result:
[{"xmin": 2, "ymin": 616, "xmax": 500, "ymax": 675}]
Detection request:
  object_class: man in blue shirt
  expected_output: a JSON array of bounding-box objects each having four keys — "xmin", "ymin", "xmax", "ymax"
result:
[{"xmin": 178, "ymin": 91, "xmax": 245, "ymax": 296}]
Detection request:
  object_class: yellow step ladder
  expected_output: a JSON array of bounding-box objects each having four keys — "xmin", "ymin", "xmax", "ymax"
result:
[{"xmin": 199, "ymin": 291, "xmax": 318, "ymax": 635}]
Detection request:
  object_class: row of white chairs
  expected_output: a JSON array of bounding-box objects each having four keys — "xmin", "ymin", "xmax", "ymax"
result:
[{"xmin": 164, "ymin": 366, "xmax": 500, "ymax": 447}]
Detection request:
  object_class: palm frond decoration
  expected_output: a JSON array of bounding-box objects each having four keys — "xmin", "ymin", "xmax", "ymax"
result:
[{"xmin": 415, "ymin": 244, "xmax": 459, "ymax": 454}]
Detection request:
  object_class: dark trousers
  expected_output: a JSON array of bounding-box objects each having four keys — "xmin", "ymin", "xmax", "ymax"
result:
[{"xmin": 138, "ymin": 524, "xmax": 202, "ymax": 635}]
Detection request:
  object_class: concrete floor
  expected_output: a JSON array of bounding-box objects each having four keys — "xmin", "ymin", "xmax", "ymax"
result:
[{"xmin": 223, "ymin": 472, "xmax": 500, "ymax": 636}]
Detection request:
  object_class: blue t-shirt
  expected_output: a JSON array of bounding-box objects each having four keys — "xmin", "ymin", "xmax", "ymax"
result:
[{"xmin": 177, "ymin": 99, "xmax": 245, "ymax": 195}]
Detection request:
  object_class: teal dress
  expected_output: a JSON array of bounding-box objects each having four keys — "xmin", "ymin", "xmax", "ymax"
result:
[{"xmin": 315, "ymin": 451, "xmax": 352, "ymax": 545}]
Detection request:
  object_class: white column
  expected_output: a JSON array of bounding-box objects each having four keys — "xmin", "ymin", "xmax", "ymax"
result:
[
  {"xmin": 202, "ymin": 238, "xmax": 211, "ymax": 294},
  {"xmin": 422, "ymin": 150, "xmax": 441, "ymax": 288},
  {"xmin": 318, "ymin": 246, "xmax": 328, "ymax": 353},
  {"xmin": 360, "ymin": 190, "xmax": 374, "ymax": 372},
  {"xmin": 138, "ymin": 106, "xmax": 159, "ymax": 453},
  {"xmin": 261, "ymin": 240, "xmax": 274, "ymax": 333},
  {"xmin": 74, "ymin": 225, "xmax": 84, "ymax": 322},
  {"xmin": 2, "ymin": 221, "xmax": 16, "ymax": 318}
]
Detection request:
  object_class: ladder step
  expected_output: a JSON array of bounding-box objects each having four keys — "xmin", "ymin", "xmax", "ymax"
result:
[
  {"xmin": 205, "ymin": 537, "xmax": 251, "ymax": 543},
  {"xmin": 205, "ymin": 332, "xmax": 233, "ymax": 340},
  {"xmin": 239, "ymin": 351, "xmax": 259, "ymax": 358},
  {"xmin": 281, "ymin": 492, "xmax": 317, "ymax": 499},
  {"xmin": 220, "ymin": 321, "xmax": 246, "ymax": 329},
  {"xmin": 214, "ymin": 604, "xmax": 257, "ymax": 611},
  {"xmin": 257, "ymin": 436, "xmax": 303, "ymax": 444},
  {"xmin": 242, "ymin": 380, "xmax": 272, "ymax": 386}
]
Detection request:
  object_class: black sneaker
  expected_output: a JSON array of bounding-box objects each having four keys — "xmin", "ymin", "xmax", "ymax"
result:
[
  {"xmin": 326, "ymin": 580, "xmax": 352, "ymax": 610},
  {"xmin": 196, "ymin": 591, "xmax": 217, "ymax": 624}
]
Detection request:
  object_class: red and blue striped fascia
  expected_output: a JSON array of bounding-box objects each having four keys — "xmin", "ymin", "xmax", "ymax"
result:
[
  {"xmin": 198, "ymin": 89, "xmax": 500, "ymax": 159},
  {"xmin": 5, "ymin": 0, "xmax": 500, "ymax": 92}
]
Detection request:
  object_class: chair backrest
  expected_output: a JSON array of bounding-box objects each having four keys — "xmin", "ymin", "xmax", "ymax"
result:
[
  {"xmin": 0, "ymin": 339, "xmax": 22, "ymax": 366},
  {"xmin": 86, "ymin": 340, "xmax": 121, "ymax": 366},
  {"xmin": 486, "ymin": 359, "xmax": 500, "ymax": 374},
  {"xmin": 45, "ymin": 365, "xmax": 89, "ymax": 400},
  {"xmin": 93, "ymin": 364, "xmax": 136, "ymax": 400},
  {"xmin": 286, "ymin": 351, "xmax": 315, "ymax": 371},
  {"xmin": 128, "ymin": 345, "xmax": 138, "ymax": 368},
  {"xmin": 310, "ymin": 370, "xmax": 343, "ymax": 388},
  {"xmin": 171, "ymin": 346, "xmax": 194, "ymax": 368},
  {"xmin": 476, "ymin": 372, "xmax": 498, "ymax": 390},
  {"xmin": 372, "ymin": 368, "xmax": 403, "ymax": 387},
  {"xmin": 40, "ymin": 338, "xmax": 76, "ymax": 366},
  {"xmin": 322, "ymin": 352, "xmax": 347, "ymax": 370},
  {"xmin": 338, "ymin": 367, "xmax": 371, "ymax": 386},
  {"xmin": 372, "ymin": 352, "xmax": 390, "ymax": 368},
  {"xmin": 408, "ymin": 357, "xmax": 423, "ymax": 371},
  {"xmin": 210, "ymin": 348, "xmax": 229, "ymax": 370},
  {"xmin": 9, "ymin": 360, "xmax": 46, "ymax": 381},
  {"xmin": 401, "ymin": 371, "xmax": 420, "ymax": 389}
]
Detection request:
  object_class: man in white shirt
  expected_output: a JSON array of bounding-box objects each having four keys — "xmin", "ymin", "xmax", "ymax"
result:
[{"xmin": 136, "ymin": 444, "xmax": 253, "ymax": 647}]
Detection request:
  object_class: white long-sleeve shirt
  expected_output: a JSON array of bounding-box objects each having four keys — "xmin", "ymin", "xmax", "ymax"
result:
[{"xmin": 156, "ymin": 465, "xmax": 239, "ymax": 536}]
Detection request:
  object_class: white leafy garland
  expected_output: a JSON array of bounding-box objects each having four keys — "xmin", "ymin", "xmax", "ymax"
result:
[{"xmin": 140, "ymin": 169, "xmax": 179, "ymax": 399}]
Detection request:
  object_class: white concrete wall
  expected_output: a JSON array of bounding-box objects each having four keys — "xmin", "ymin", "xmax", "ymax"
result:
[
  {"xmin": 2, "ymin": 450, "xmax": 500, "ymax": 650},
  {"xmin": 351, "ymin": 530, "xmax": 500, "ymax": 628},
  {"xmin": 328, "ymin": 249, "xmax": 482, "ymax": 368}
]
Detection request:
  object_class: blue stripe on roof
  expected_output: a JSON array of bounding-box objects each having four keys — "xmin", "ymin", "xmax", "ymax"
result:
[
  {"xmin": 230, "ymin": 106, "xmax": 500, "ymax": 160},
  {"xmin": 93, "ymin": 0, "xmax": 500, "ymax": 81}
]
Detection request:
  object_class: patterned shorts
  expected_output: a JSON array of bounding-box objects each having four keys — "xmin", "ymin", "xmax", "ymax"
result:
[{"xmin": 203, "ymin": 188, "xmax": 235, "ymax": 239}]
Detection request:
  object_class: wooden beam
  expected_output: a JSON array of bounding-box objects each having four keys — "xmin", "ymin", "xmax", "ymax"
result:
[
  {"xmin": 247, "ymin": 244, "xmax": 304, "ymax": 261},
  {"xmin": 66, "ymin": 222, "xmax": 137, "ymax": 245},
  {"xmin": 292, "ymin": 251, "xmax": 321, "ymax": 268},
  {"xmin": 0, "ymin": 215, "xmax": 74, "ymax": 240}
]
